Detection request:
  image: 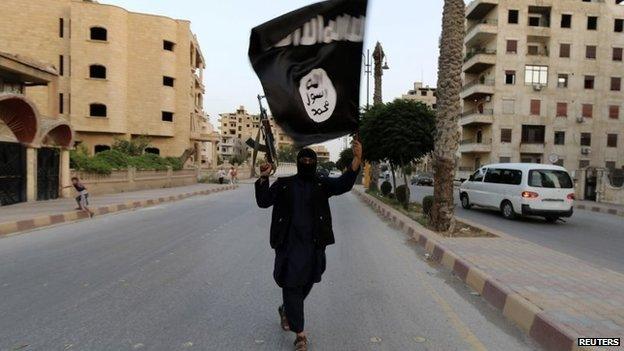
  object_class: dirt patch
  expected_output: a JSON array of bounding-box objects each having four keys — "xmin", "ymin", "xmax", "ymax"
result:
[{"xmin": 366, "ymin": 190, "xmax": 497, "ymax": 238}]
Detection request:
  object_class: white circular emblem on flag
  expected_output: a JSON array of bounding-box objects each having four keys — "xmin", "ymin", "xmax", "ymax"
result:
[{"xmin": 299, "ymin": 68, "xmax": 337, "ymax": 123}]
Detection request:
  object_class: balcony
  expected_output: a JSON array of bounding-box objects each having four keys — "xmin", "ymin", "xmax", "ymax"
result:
[
  {"xmin": 461, "ymin": 78, "xmax": 495, "ymax": 100},
  {"xmin": 466, "ymin": 0, "xmax": 498, "ymax": 21},
  {"xmin": 520, "ymin": 142, "xmax": 545, "ymax": 154},
  {"xmin": 463, "ymin": 48, "xmax": 496, "ymax": 74},
  {"xmin": 459, "ymin": 138, "xmax": 492, "ymax": 153},
  {"xmin": 460, "ymin": 109, "xmax": 494, "ymax": 126},
  {"xmin": 465, "ymin": 19, "xmax": 497, "ymax": 47}
]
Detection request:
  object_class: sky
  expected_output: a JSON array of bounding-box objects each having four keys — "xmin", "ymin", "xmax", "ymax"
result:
[{"xmin": 104, "ymin": 0, "xmax": 444, "ymax": 160}]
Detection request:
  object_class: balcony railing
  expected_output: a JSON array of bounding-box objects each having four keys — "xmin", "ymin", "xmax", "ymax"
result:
[
  {"xmin": 464, "ymin": 48, "xmax": 497, "ymax": 62},
  {"xmin": 461, "ymin": 108, "xmax": 494, "ymax": 117},
  {"xmin": 466, "ymin": 18, "xmax": 498, "ymax": 33},
  {"xmin": 462, "ymin": 78, "xmax": 495, "ymax": 90},
  {"xmin": 461, "ymin": 138, "xmax": 492, "ymax": 145}
]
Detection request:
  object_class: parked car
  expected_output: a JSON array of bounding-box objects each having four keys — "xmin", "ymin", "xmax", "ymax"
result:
[
  {"xmin": 459, "ymin": 163, "xmax": 575, "ymax": 222},
  {"xmin": 410, "ymin": 173, "xmax": 434, "ymax": 186},
  {"xmin": 317, "ymin": 169, "xmax": 329, "ymax": 178},
  {"xmin": 329, "ymin": 170, "xmax": 342, "ymax": 178}
]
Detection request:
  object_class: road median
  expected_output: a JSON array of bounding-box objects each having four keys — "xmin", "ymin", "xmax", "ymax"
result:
[
  {"xmin": 353, "ymin": 187, "xmax": 624, "ymax": 351},
  {"xmin": 0, "ymin": 184, "xmax": 238, "ymax": 237}
]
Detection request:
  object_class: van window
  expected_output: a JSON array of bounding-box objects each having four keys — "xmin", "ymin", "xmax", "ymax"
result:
[
  {"xmin": 471, "ymin": 169, "xmax": 485, "ymax": 182},
  {"xmin": 528, "ymin": 170, "xmax": 573, "ymax": 188},
  {"xmin": 485, "ymin": 168, "xmax": 522, "ymax": 185}
]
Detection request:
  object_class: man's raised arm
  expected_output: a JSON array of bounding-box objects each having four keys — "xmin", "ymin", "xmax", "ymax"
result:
[
  {"xmin": 325, "ymin": 140, "xmax": 363, "ymax": 197},
  {"xmin": 255, "ymin": 164, "xmax": 278, "ymax": 208}
]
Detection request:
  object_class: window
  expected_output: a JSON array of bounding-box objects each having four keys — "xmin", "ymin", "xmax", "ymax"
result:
[
  {"xmin": 556, "ymin": 102, "xmax": 568, "ymax": 117},
  {"xmin": 525, "ymin": 65, "xmax": 548, "ymax": 86},
  {"xmin": 607, "ymin": 134, "xmax": 618, "ymax": 147},
  {"xmin": 506, "ymin": 40, "xmax": 518, "ymax": 54},
  {"xmin": 582, "ymin": 104, "xmax": 593, "ymax": 118},
  {"xmin": 521, "ymin": 125, "xmax": 545, "ymax": 143},
  {"xmin": 614, "ymin": 47, "xmax": 623, "ymax": 61},
  {"xmin": 59, "ymin": 93, "xmax": 64, "ymax": 114},
  {"xmin": 163, "ymin": 40, "xmax": 175, "ymax": 51},
  {"xmin": 59, "ymin": 18, "xmax": 64, "ymax": 38},
  {"xmin": 527, "ymin": 45, "xmax": 539, "ymax": 55},
  {"xmin": 163, "ymin": 76, "xmax": 175, "ymax": 87},
  {"xmin": 501, "ymin": 129, "xmax": 512, "ymax": 143},
  {"xmin": 505, "ymin": 70, "xmax": 516, "ymax": 85},
  {"xmin": 579, "ymin": 160, "xmax": 590, "ymax": 169},
  {"xmin": 528, "ymin": 170, "xmax": 573, "ymax": 189},
  {"xmin": 586, "ymin": 45, "xmax": 597, "ymax": 59},
  {"xmin": 89, "ymin": 65, "xmax": 106, "ymax": 79},
  {"xmin": 609, "ymin": 105, "xmax": 620, "ymax": 119},
  {"xmin": 529, "ymin": 16, "xmax": 541, "ymax": 27},
  {"xmin": 502, "ymin": 99, "xmax": 515, "ymax": 114},
  {"xmin": 561, "ymin": 14, "xmax": 572, "ymax": 28},
  {"xmin": 581, "ymin": 132, "xmax": 592, "ymax": 146},
  {"xmin": 508, "ymin": 10, "xmax": 519, "ymax": 24},
  {"xmin": 145, "ymin": 147, "xmax": 160, "ymax": 155},
  {"xmin": 90, "ymin": 27, "xmax": 107, "ymax": 41},
  {"xmin": 89, "ymin": 103, "xmax": 107, "ymax": 117},
  {"xmin": 530, "ymin": 99, "xmax": 541, "ymax": 116},
  {"xmin": 94, "ymin": 145, "xmax": 110, "ymax": 154},
  {"xmin": 584, "ymin": 75, "xmax": 595, "ymax": 89},
  {"xmin": 471, "ymin": 169, "xmax": 485, "ymax": 182},
  {"xmin": 554, "ymin": 131, "xmax": 565, "ymax": 145},
  {"xmin": 616, "ymin": 19, "xmax": 624, "ymax": 32},
  {"xmin": 560, "ymin": 43, "xmax": 571, "ymax": 58},
  {"xmin": 558, "ymin": 74, "xmax": 569, "ymax": 88},
  {"xmin": 59, "ymin": 55, "xmax": 64, "ymax": 76},
  {"xmin": 587, "ymin": 16, "xmax": 598, "ymax": 30},
  {"xmin": 606, "ymin": 161, "xmax": 616, "ymax": 170},
  {"xmin": 612, "ymin": 77, "xmax": 622, "ymax": 91},
  {"xmin": 485, "ymin": 168, "xmax": 522, "ymax": 185},
  {"xmin": 162, "ymin": 111, "xmax": 174, "ymax": 122}
]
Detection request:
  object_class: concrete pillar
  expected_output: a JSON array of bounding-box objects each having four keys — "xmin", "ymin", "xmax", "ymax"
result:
[
  {"xmin": 26, "ymin": 146, "xmax": 37, "ymax": 202},
  {"xmin": 47, "ymin": 79, "xmax": 59, "ymax": 117},
  {"xmin": 60, "ymin": 149, "xmax": 71, "ymax": 198},
  {"xmin": 212, "ymin": 141, "xmax": 219, "ymax": 169},
  {"xmin": 194, "ymin": 142, "xmax": 201, "ymax": 168}
]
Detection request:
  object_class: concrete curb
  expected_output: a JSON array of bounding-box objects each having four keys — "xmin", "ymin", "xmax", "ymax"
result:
[
  {"xmin": 352, "ymin": 188, "xmax": 593, "ymax": 351},
  {"xmin": 0, "ymin": 185, "xmax": 238, "ymax": 237},
  {"xmin": 575, "ymin": 203, "xmax": 624, "ymax": 218}
]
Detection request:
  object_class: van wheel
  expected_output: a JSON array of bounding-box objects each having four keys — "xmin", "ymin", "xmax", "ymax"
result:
[
  {"xmin": 501, "ymin": 201, "xmax": 516, "ymax": 220},
  {"xmin": 460, "ymin": 193, "xmax": 472, "ymax": 209}
]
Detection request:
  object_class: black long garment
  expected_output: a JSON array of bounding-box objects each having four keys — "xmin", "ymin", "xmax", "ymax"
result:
[{"xmin": 255, "ymin": 168, "xmax": 360, "ymax": 288}]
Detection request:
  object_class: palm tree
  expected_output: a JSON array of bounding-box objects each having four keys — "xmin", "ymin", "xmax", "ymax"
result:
[{"xmin": 430, "ymin": 0, "xmax": 465, "ymax": 232}]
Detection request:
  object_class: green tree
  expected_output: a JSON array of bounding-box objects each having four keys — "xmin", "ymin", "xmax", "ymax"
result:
[
  {"xmin": 431, "ymin": 0, "xmax": 465, "ymax": 232},
  {"xmin": 360, "ymin": 99, "xmax": 436, "ymax": 208},
  {"xmin": 319, "ymin": 161, "xmax": 336, "ymax": 171},
  {"xmin": 112, "ymin": 136, "xmax": 151, "ymax": 156},
  {"xmin": 335, "ymin": 148, "xmax": 354, "ymax": 172},
  {"xmin": 277, "ymin": 145, "xmax": 298, "ymax": 163}
]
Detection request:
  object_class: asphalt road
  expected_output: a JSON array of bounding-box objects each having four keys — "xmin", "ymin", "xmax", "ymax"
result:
[
  {"xmin": 408, "ymin": 184, "xmax": 624, "ymax": 274},
  {"xmin": 0, "ymin": 184, "xmax": 540, "ymax": 351}
]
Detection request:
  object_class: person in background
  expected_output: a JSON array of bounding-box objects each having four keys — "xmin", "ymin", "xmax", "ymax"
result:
[
  {"xmin": 255, "ymin": 140, "xmax": 362, "ymax": 351},
  {"xmin": 62, "ymin": 176, "xmax": 95, "ymax": 218},
  {"xmin": 217, "ymin": 168, "xmax": 226, "ymax": 184}
]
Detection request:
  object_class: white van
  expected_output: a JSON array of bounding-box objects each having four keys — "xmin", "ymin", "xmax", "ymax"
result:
[{"xmin": 459, "ymin": 163, "xmax": 575, "ymax": 222}]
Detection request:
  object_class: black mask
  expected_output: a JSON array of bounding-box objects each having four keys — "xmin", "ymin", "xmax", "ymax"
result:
[{"xmin": 296, "ymin": 148, "xmax": 317, "ymax": 179}]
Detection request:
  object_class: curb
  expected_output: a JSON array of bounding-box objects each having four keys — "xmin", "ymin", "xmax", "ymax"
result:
[
  {"xmin": 0, "ymin": 185, "xmax": 238, "ymax": 237},
  {"xmin": 575, "ymin": 203, "xmax": 624, "ymax": 218},
  {"xmin": 352, "ymin": 188, "xmax": 593, "ymax": 351}
]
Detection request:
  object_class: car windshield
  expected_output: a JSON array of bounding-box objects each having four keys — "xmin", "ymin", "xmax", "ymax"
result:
[{"xmin": 528, "ymin": 170, "xmax": 573, "ymax": 188}]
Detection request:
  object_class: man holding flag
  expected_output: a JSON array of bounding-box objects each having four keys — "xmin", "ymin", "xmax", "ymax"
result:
[{"xmin": 249, "ymin": 0, "xmax": 368, "ymax": 349}]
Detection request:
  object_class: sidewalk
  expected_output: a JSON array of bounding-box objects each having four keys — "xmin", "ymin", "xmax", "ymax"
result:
[
  {"xmin": 0, "ymin": 183, "xmax": 237, "ymax": 236},
  {"xmin": 353, "ymin": 187, "xmax": 624, "ymax": 351},
  {"xmin": 575, "ymin": 199, "xmax": 624, "ymax": 217}
]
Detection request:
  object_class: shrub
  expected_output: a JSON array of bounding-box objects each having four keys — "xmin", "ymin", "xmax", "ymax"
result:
[
  {"xmin": 396, "ymin": 185, "xmax": 410, "ymax": 204},
  {"xmin": 82, "ymin": 157, "xmax": 112, "ymax": 175},
  {"xmin": 380, "ymin": 181, "xmax": 392, "ymax": 196},
  {"xmin": 164, "ymin": 157, "xmax": 183, "ymax": 171},
  {"xmin": 94, "ymin": 149, "xmax": 129, "ymax": 169},
  {"xmin": 422, "ymin": 195, "xmax": 434, "ymax": 216}
]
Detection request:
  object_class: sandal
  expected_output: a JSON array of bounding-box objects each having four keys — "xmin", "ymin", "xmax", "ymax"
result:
[
  {"xmin": 278, "ymin": 305, "xmax": 290, "ymax": 331},
  {"xmin": 294, "ymin": 335, "xmax": 308, "ymax": 351}
]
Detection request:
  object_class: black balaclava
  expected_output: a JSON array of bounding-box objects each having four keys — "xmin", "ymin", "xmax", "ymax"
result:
[{"xmin": 296, "ymin": 148, "xmax": 317, "ymax": 180}]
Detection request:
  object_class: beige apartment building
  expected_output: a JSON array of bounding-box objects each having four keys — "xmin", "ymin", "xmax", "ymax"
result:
[
  {"xmin": 0, "ymin": 0, "xmax": 215, "ymax": 164},
  {"xmin": 310, "ymin": 145, "xmax": 331, "ymax": 163},
  {"xmin": 460, "ymin": 0, "xmax": 624, "ymax": 182},
  {"xmin": 402, "ymin": 82, "xmax": 437, "ymax": 109},
  {"xmin": 218, "ymin": 106, "xmax": 293, "ymax": 162}
]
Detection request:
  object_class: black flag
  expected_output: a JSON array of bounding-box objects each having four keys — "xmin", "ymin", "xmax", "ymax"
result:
[{"xmin": 249, "ymin": 0, "xmax": 368, "ymax": 147}]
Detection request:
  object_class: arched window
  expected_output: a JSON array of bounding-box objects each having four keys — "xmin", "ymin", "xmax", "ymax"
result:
[
  {"xmin": 94, "ymin": 145, "xmax": 110, "ymax": 154},
  {"xmin": 145, "ymin": 147, "xmax": 160, "ymax": 155},
  {"xmin": 90, "ymin": 27, "xmax": 107, "ymax": 41},
  {"xmin": 89, "ymin": 65, "xmax": 106, "ymax": 79},
  {"xmin": 90, "ymin": 103, "xmax": 107, "ymax": 117}
]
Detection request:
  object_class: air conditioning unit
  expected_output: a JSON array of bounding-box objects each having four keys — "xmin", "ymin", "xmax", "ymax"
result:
[
  {"xmin": 533, "ymin": 84, "xmax": 542, "ymax": 91},
  {"xmin": 581, "ymin": 147, "xmax": 592, "ymax": 155},
  {"xmin": 576, "ymin": 116, "xmax": 584, "ymax": 123}
]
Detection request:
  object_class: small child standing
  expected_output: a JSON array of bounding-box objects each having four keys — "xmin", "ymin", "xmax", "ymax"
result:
[{"xmin": 63, "ymin": 177, "xmax": 95, "ymax": 218}]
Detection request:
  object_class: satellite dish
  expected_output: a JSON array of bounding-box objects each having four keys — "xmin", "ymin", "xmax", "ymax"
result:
[{"xmin": 548, "ymin": 153, "xmax": 559, "ymax": 164}]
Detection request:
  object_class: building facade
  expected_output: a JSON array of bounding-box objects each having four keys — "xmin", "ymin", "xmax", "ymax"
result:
[
  {"xmin": 0, "ymin": 0, "xmax": 215, "ymax": 164},
  {"xmin": 217, "ymin": 105, "xmax": 293, "ymax": 162},
  {"xmin": 310, "ymin": 145, "xmax": 330, "ymax": 163},
  {"xmin": 402, "ymin": 81, "xmax": 437, "ymax": 109},
  {"xmin": 460, "ymin": 0, "xmax": 624, "ymax": 182}
]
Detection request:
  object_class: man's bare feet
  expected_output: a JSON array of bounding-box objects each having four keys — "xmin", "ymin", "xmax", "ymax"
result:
[
  {"xmin": 278, "ymin": 305, "xmax": 290, "ymax": 331},
  {"xmin": 294, "ymin": 335, "xmax": 307, "ymax": 351}
]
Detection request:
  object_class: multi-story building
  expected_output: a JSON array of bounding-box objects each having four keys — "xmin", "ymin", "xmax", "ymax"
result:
[
  {"xmin": 402, "ymin": 82, "xmax": 437, "ymax": 109},
  {"xmin": 218, "ymin": 105, "xmax": 293, "ymax": 162},
  {"xmin": 310, "ymin": 145, "xmax": 331, "ymax": 163},
  {"xmin": 0, "ymin": 0, "xmax": 215, "ymax": 164},
  {"xmin": 459, "ymin": 0, "xmax": 624, "ymax": 180}
]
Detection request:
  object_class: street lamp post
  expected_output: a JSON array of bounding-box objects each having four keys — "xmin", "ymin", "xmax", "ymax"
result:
[
  {"xmin": 363, "ymin": 49, "xmax": 372, "ymax": 110},
  {"xmin": 366, "ymin": 42, "xmax": 389, "ymax": 191}
]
